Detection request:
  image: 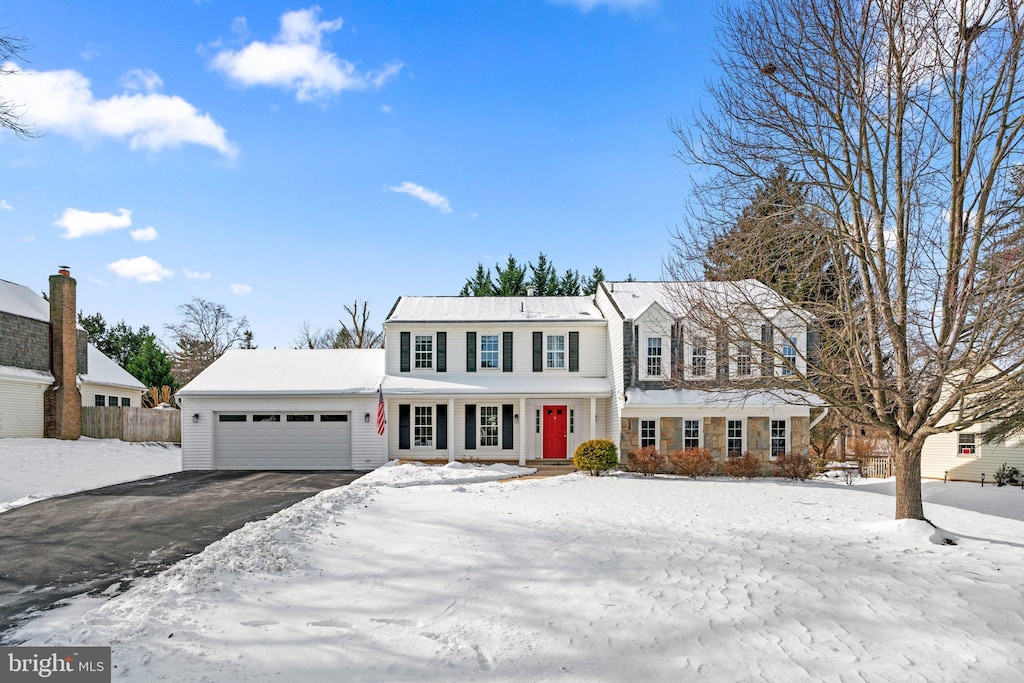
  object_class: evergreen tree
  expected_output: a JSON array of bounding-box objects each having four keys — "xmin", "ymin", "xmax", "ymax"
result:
[
  {"xmin": 77, "ymin": 311, "xmax": 153, "ymax": 369},
  {"xmin": 493, "ymin": 254, "xmax": 527, "ymax": 296},
  {"xmin": 126, "ymin": 335, "xmax": 177, "ymax": 390},
  {"xmin": 459, "ymin": 263, "xmax": 495, "ymax": 296},
  {"xmin": 557, "ymin": 268, "xmax": 582, "ymax": 296},
  {"xmin": 582, "ymin": 266, "xmax": 606, "ymax": 295},
  {"xmin": 528, "ymin": 252, "xmax": 559, "ymax": 295},
  {"xmin": 241, "ymin": 330, "xmax": 257, "ymax": 349}
]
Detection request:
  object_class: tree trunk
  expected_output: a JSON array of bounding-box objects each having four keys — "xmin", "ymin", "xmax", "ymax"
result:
[{"xmin": 893, "ymin": 437, "xmax": 925, "ymax": 520}]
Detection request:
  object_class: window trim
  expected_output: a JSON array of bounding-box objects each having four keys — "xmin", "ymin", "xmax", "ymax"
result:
[
  {"xmin": 121, "ymin": 397, "xmax": 131, "ymax": 407},
  {"xmin": 414, "ymin": 334, "xmax": 434, "ymax": 370},
  {"xmin": 645, "ymin": 336, "xmax": 664, "ymax": 379},
  {"xmin": 94, "ymin": 395, "xmax": 105, "ymax": 407},
  {"xmin": 735, "ymin": 342, "xmax": 752, "ymax": 377},
  {"xmin": 782, "ymin": 337, "xmax": 798, "ymax": 376},
  {"xmin": 479, "ymin": 405, "xmax": 499, "ymax": 447},
  {"xmin": 770, "ymin": 419, "xmax": 788, "ymax": 459},
  {"xmin": 690, "ymin": 337, "xmax": 708, "ymax": 378},
  {"xmin": 640, "ymin": 419, "xmax": 658, "ymax": 449},
  {"xmin": 683, "ymin": 419, "xmax": 701, "ymax": 450},
  {"xmin": 479, "ymin": 334, "xmax": 500, "ymax": 370},
  {"xmin": 727, "ymin": 419, "xmax": 744, "ymax": 457},
  {"xmin": 413, "ymin": 405, "xmax": 433, "ymax": 447},
  {"xmin": 108, "ymin": 395, "xmax": 119, "ymax": 407},
  {"xmin": 546, "ymin": 333, "xmax": 566, "ymax": 370},
  {"xmin": 957, "ymin": 433, "xmax": 977, "ymax": 457}
]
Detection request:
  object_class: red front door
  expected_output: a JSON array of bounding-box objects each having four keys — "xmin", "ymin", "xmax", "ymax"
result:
[{"xmin": 543, "ymin": 405, "xmax": 567, "ymax": 459}]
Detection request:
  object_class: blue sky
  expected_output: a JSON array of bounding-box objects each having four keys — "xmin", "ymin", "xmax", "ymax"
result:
[{"xmin": 0, "ymin": 1, "xmax": 716, "ymax": 348}]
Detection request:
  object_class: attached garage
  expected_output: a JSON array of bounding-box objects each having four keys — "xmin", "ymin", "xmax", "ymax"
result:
[
  {"xmin": 178, "ymin": 349, "xmax": 386, "ymax": 472},
  {"xmin": 0, "ymin": 367, "xmax": 52, "ymax": 438}
]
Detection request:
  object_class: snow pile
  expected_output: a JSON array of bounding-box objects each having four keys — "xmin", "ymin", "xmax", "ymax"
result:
[
  {"xmin": 362, "ymin": 459, "xmax": 536, "ymax": 488},
  {"xmin": 0, "ymin": 438, "xmax": 182, "ymax": 513},
  {"xmin": 13, "ymin": 472, "xmax": 1024, "ymax": 681}
]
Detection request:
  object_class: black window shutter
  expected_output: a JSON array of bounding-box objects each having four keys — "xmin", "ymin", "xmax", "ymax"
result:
[
  {"xmin": 533, "ymin": 331, "xmax": 543, "ymax": 372},
  {"xmin": 502, "ymin": 404, "xmax": 514, "ymax": 450},
  {"xmin": 465, "ymin": 404, "xmax": 477, "ymax": 450},
  {"xmin": 569, "ymin": 331, "xmax": 579, "ymax": 372},
  {"xmin": 436, "ymin": 331, "xmax": 447, "ymax": 372},
  {"xmin": 400, "ymin": 332, "xmax": 410, "ymax": 373},
  {"xmin": 398, "ymin": 404, "xmax": 410, "ymax": 449},
  {"xmin": 671, "ymin": 323, "xmax": 681, "ymax": 377},
  {"xmin": 466, "ymin": 331, "xmax": 477, "ymax": 372},
  {"xmin": 436, "ymin": 403, "xmax": 447, "ymax": 450},
  {"xmin": 502, "ymin": 331, "xmax": 513, "ymax": 372}
]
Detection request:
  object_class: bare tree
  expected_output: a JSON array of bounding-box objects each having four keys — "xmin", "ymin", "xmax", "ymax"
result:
[
  {"xmin": 166, "ymin": 298, "xmax": 250, "ymax": 384},
  {"xmin": 669, "ymin": 0, "xmax": 1024, "ymax": 520},
  {"xmin": 1, "ymin": 32, "xmax": 36, "ymax": 138},
  {"xmin": 292, "ymin": 322, "xmax": 353, "ymax": 350},
  {"xmin": 339, "ymin": 300, "xmax": 384, "ymax": 349}
]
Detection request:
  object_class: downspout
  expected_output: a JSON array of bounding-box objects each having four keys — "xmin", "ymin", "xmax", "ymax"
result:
[{"xmin": 809, "ymin": 407, "xmax": 829, "ymax": 430}]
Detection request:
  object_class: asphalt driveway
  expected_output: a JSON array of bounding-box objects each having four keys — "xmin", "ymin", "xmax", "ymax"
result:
[{"xmin": 0, "ymin": 470, "xmax": 363, "ymax": 639}]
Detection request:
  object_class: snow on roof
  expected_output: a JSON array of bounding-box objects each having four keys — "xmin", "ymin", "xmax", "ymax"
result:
[
  {"xmin": 625, "ymin": 387, "xmax": 824, "ymax": 408},
  {"xmin": 603, "ymin": 280, "xmax": 802, "ymax": 321},
  {"xmin": 383, "ymin": 374, "xmax": 613, "ymax": 397},
  {"xmin": 177, "ymin": 349, "xmax": 385, "ymax": 396},
  {"xmin": 81, "ymin": 344, "xmax": 145, "ymax": 390},
  {"xmin": 0, "ymin": 364, "xmax": 53, "ymax": 385},
  {"xmin": 0, "ymin": 278, "xmax": 51, "ymax": 323},
  {"xmin": 387, "ymin": 296, "xmax": 604, "ymax": 323}
]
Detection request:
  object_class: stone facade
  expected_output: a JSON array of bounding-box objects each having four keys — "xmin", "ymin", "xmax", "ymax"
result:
[
  {"xmin": 748, "ymin": 416, "xmax": 770, "ymax": 460},
  {"xmin": 620, "ymin": 417, "xmax": 639, "ymax": 458},
  {"xmin": 659, "ymin": 416, "xmax": 681, "ymax": 453},
  {"xmin": 704, "ymin": 416, "xmax": 726, "ymax": 460},
  {"xmin": 0, "ymin": 311, "xmax": 50, "ymax": 371},
  {"xmin": 791, "ymin": 416, "xmax": 810, "ymax": 457}
]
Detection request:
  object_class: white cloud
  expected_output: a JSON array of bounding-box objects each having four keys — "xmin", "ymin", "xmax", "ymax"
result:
[
  {"xmin": 2, "ymin": 63, "xmax": 236, "ymax": 157},
  {"xmin": 0, "ymin": 199, "xmax": 12, "ymax": 210},
  {"xmin": 130, "ymin": 226, "xmax": 158, "ymax": 241},
  {"xmin": 120, "ymin": 69, "xmax": 164, "ymax": 93},
  {"xmin": 208, "ymin": 7, "xmax": 402, "ymax": 102},
  {"xmin": 183, "ymin": 269, "xmax": 211, "ymax": 280},
  {"xmin": 230, "ymin": 283, "xmax": 252, "ymax": 296},
  {"xmin": 552, "ymin": 0, "xmax": 655, "ymax": 11},
  {"xmin": 108, "ymin": 256, "xmax": 174, "ymax": 283},
  {"xmin": 21, "ymin": 234, "xmax": 34, "ymax": 242},
  {"xmin": 388, "ymin": 181, "xmax": 452, "ymax": 214},
  {"xmin": 380, "ymin": 104, "xmax": 392, "ymax": 114},
  {"xmin": 55, "ymin": 207, "xmax": 132, "ymax": 239}
]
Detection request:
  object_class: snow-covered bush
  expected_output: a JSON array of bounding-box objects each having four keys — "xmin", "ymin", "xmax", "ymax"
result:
[
  {"xmin": 573, "ymin": 439, "xmax": 619, "ymax": 476},
  {"xmin": 994, "ymin": 462, "xmax": 1020, "ymax": 487},
  {"xmin": 773, "ymin": 452, "xmax": 812, "ymax": 480},
  {"xmin": 627, "ymin": 446, "xmax": 664, "ymax": 476},
  {"xmin": 668, "ymin": 447, "xmax": 715, "ymax": 478},
  {"xmin": 726, "ymin": 452, "xmax": 762, "ymax": 479}
]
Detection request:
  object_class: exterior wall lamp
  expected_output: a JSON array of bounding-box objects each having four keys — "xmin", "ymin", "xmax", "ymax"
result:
[
  {"xmin": 192, "ymin": 413, "xmax": 200, "ymax": 423},
  {"xmin": 364, "ymin": 413, "xmax": 371, "ymax": 423}
]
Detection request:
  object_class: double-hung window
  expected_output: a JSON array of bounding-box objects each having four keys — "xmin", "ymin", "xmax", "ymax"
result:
[
  {"xmin": 683, "ymin": 420, "xmax": 700, "ymax": 449},
  {"xmin": 480, "ymin": 335, "xmax": 499, "ymax": 369},
  {"xmin": 414, "ymin": 406, "xmax": 433, "ymax": 446},
  {"xmin": 771, "ymin": 419, "xmax": 787, "ymax": 458},
  {"xmin": 546, "ymin": 334, "xmax": 566, "ymax": 369},
  {"xmin": 736, "ymin": 342, "xmax": 752, "ymax": 376},
  {"xmin": 691, "ymin": 337, "xmax": 707, "ymax": 377},
  {"xmin": 727, "ymin": 419, "xmax": 743, "ymax": 456},
  {"xmin": 782, "ymin": 338, "xmax": 797, "ymax": 376},
  {"xmin": 414, "ymin": 335, "xmax": 433, "ymax": 369},
  {"xmin": 646, "ymin": 337, "xmax": 663, "ymax": 377},
  {"xmin": 480, "ymin": 406, "xmax": 499, "ymax": 447},
  {"xmin": 958, "ymin": 433, "xmax": 977, "ymax": 456},
  {"xmin": 94, "ymin": 395, "xmax": 105, "ymax": 407},
  {"xmin": 640, "ymin": 419, "xmax": 657, "ymax": 448}
]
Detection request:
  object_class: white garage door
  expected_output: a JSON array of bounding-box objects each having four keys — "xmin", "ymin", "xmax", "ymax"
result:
[{"xmin": 214, "ymin": 412, "xmax": 352, "ymax": 469}]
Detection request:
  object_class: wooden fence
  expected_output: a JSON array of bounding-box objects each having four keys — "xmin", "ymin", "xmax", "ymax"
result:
[
  {"xmin": 859, "ymin": 455, "xmax": 893, "ymax": 479},
  {"xmin": 82, "ymin": 406, "xmax": 181, "ymax": 443}
]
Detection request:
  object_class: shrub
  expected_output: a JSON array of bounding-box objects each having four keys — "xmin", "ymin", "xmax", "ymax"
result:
[
  {"xmin": 726, "ymin": 452, "xmax": 763, "ymax": 479},
  {"xmin": 668, "ymin": 447, "xmax": 716, "ymax": 478},
  {"xmin": 773, "ymin": 452, "xmax": 812, "ymax": 480},
  {"xmin": 626, "ymin": 446, "xmax": 664, "ymax": 476},
  {"xmin": 994, "ymin": 462, "xmax": 1020, "ymax": 487},
  {"xmin": 573, "ymin": 439, "xmax": 619, "ymax": 476}
]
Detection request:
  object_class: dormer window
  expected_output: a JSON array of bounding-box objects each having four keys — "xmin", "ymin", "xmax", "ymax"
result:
[
  {"xmin": 736, "ymin": 342, "xmax": 752, "ymax": 376},
  {"xmin": 691, "ymin": 337, "xmax": 708, "ymax": 377},
  {"xmin": 414, "ymin": 335, "xmax": 433, "ymax": 369},
  {"xmin": 782, "ymin": 338, "xmax": 797, "ymax": 376},
  {"xmin": 646, "ymin": 337, "xmax": 663, "ymax": 377}
]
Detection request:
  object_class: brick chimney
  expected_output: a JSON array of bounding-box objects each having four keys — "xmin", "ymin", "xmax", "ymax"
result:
[{"xmin": 44, "ymin": 267, "xmax": 82, "ymax": 440}]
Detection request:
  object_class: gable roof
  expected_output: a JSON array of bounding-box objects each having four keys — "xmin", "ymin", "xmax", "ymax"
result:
[
  {"xmin": 81, "ymin": 344, "xmax": 145, "ymax": 390},
  {"xmin": 602, "ymin": 280, "xmax": 805, "ymax": 321},
  {"xmin": 177, "ymin": 349, "xmax": 385, "ymax": 396},
  {"xmin": 386, "ymin": 296, "xmax": 604, "ymax": 324},
  {"xmin": 0, "ymin": 278, "xmax": 51, "ymax": 323}
]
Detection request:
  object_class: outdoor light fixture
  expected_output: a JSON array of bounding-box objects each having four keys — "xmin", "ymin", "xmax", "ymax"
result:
[
  {"xmin": 365, "ymin": 413, "xmax": 371, "ymax": 423},
  {"xmin": 192, "ymin": 413, "xmax": 199, "ymax": 423},
  {"xmin": 514, "ymin": 414, "xmax": 519, "ymax": 423}
]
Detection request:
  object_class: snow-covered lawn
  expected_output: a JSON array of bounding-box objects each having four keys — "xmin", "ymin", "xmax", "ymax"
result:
[
  {"xmin": 12, "ymin": 465, "xmax": 1024, "ymax": 681},
  {"xmin": 0, "ymin": 438, "xmax": 182, "ymax": 513}
]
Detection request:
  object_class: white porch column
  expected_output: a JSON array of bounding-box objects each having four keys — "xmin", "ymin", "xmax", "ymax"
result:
[
  {"xmin": 519, "ymin": 397, "xmax": 527, "ymax": 466},
  {"xmin": 448, "ymin": 397, "xmax": 455, "ymax": 463},
  {"xmin": 590, "ymin": 397, "xmax": 597, "ymax": 441}
]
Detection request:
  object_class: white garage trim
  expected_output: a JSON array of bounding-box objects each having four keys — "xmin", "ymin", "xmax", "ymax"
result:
[{"xmin": 213, "ymin": 411, "xmax": 353, "ymax": 470}]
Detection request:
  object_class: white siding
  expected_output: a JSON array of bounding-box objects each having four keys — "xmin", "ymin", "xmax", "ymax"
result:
[
  {"xmin": 385, "ymin": 323, "xmax": 608, "ymax": 378},
  {"xmin": 180, "ymin": 394, "xmax": 385, "ymax": 471},
  {"xmin": 0, "ymin": 379, "xmax": 46, "ymax": 437},
  {"xmin": 921, "ymin": 430, "xmax": 1024, "ymax": 483},
  {"xmin": 81, "ymin": 382, "xmax": 144, "ymax": 408},
  {"xmin": 594, "ymin": 286, "xmax": 624, "ymax": 451}
]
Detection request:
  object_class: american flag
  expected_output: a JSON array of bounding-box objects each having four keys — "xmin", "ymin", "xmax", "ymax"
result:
[{"xmin": 376, "ymin": 386, "xmax": 386, "ymax": 435}]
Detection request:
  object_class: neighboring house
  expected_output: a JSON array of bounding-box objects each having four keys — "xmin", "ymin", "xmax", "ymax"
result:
[
  {"xmin": 177, "ymin": 349, "xmax": 385, "ymax": 471},
  {"xmin": 178, "ymin": 280, "xmax": 818, "ymax": 471},
  {"xmin": 0, "ymin": 269, "xmax": 88, "ymax": 439},
  {"xmin": 81, "ymin": 344, "xmax": 145, "ymax": 408}
]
